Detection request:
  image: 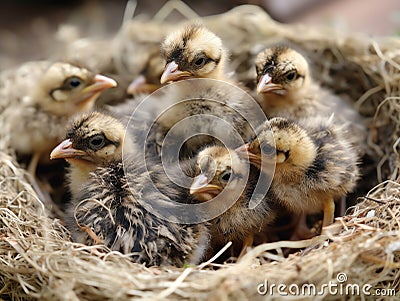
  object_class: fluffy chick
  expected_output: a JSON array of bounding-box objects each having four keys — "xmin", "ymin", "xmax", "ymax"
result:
[
  {"xmin": 127, "ymin": 49, "xmax": 165, "ymax": 95},
  {"xmin": 189, "ymin": 145, "xmax": 276, "ymax": 253},
  {"xmin": 255, "ymin": 46, "xmax": 362, "ymax": 122},
  {"xmin": 160, "ymin": 24, "xmax": 230, "ymax": 83},
  {"xmin": 114, "ymin": 25, "xmax": 264, "ymax": 162},
  {"xmin": 50, "ymin": 112, "xmax": 125, "ymax": 199},
  {"xmin": 50, "ymin": 112, "xmax": 209, "ymax": 266},
  {"xmin": 0, "ymin": 61, "xmax": 116, "ymax": 173},
  {"xmin": 117, "ymin": 74, "xmax": 265, "ymax": 164},
  {"xmin": 243, "ymin": 117, "xmax": 360, "ymax": 229}
]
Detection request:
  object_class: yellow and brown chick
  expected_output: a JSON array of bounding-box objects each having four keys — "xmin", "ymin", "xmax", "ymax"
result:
[
  {"xmin": 50, "ymin": 112, "xmax": 209, "ymax": 266},
  {"xmin": 127, "ymin": 50, "xmax": 165, "ymax": 95},
  {"xmin": 50, "ymin": 112, "xmax": 125, "ymax": 199},
  {"xmin": 189, "ymin": 145, "xmax": 276, "ymax": 254},
  {"xmin": 160, "ymin": 24, "xmax": 230, "ymax": 83},
  {"xmin": 254, "ymin": 46, "xmax": 363, "ymax": 121},
  {"xmin": 115, "ymin": 25, "xmax": 264, "ymax": 164},
  {"xmin": 242, "ymin": 117, "xmax": 360, "ymax": 231},
  {"xmin": 0, "ymin": 61, "xmax": 117, "ymax": 173}
]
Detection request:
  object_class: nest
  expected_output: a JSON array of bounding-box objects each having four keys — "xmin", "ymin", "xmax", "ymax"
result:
[{"xmin": 1, "ymin": 5, "xmax": 399, "ymax": 300}]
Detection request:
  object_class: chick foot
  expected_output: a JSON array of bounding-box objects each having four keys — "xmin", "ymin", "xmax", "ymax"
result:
[{"xmin": 321, "ymin": 198, "xmax": 335, "ymax": 234}]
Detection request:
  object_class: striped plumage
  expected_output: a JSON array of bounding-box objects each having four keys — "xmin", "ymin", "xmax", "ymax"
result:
[
  {"xmin": 70, "ymin": 158, "xmax": 209, "ymax": 266},
  {"xmin": 244, "ymin": 116, "xmax": 360, "ymax": 227},
  {"xmin": 51, "ymin": 112, "xmax": 209, "ymax": 267},
  {"xmin": 255, "ymin": 46, "xmax": 367, "ymax": 145},
  {"xmin": 189, "ymin": 145, "xmax": 276, "ymax": 252},
  {"xmin": 255, "ymin": 46, "xmax": 355, "ymax": 119},
  {"xmin": 50, "ymin": 112, "xmax": 125, "ymax": 199},
  {"xmin": 112, "ymin": 24, "xmax": 264, "ymax": 163},
  {"xmin": 160, "ymin": 24, "xmax": 230, "ymax": 83}
]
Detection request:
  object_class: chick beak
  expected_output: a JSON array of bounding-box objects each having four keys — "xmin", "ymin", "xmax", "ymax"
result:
[
  {"xmin": 160, "ymin": 61, "xmax": 192, "ymax": 84},
  {"xmin": 77, "ymin": 74, "xmax": 117, "ymax": 104},
  {"xmin": 235, "ymin": 144, "xmax": 262, "ymax": 169},
  {"xmin": 127, "ymin": 75, "xmax": 160, "ymax": 95},
  {"xmin": 50, "ymin": 139, "xmax": 87, "ymax": 160},
  {"xmin": 127, "ymin": 75, "xmax": 146, "ymax": 95},
  {"xmin": 256, "ymin": 74, "xmax": 284, "ymax": 94},
  {"xmin": 190, "ymin": 173, "xmax": 222, "ymax": 199}
]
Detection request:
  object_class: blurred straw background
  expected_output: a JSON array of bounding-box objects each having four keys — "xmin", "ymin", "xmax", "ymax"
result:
[{"xmin": 1, "ymin": 0, "xmax": 399, "ymax": 70}]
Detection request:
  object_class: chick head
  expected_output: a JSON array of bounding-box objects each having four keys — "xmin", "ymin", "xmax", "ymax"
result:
[
  {"xmin": 190, "ymin": 145, "xmax": 247, "ymax": 202},
  {"xmin": 255, "ymin": 46, "xmax": 309, "ymax": 95},
  {"xmin": 245, "ymin": 118, "xmax": 316, "ymax": 173},
  {"xmin": 160, "ymin": 24, "xmax": 226, "ymax": 83},
  {"xmin": 35, "ymin": 62, "xmax": 116, "ymax": 115},
  {"xmin": 127, "ymin": 51, "xmax": 165, "ymax": 95},
  {"xmin": 50, "ymin": 112, "xmax": 125, "ymax": 166}
]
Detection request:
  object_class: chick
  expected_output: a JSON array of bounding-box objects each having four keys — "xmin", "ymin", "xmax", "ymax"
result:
[
  {"xmin": 116, "ymin": 72, "xmax": 266, "ymax": 168},
  {"xmin": 127, "ymin": 50, "xmax": 165, "ymax": 95},
  {"xmin": 201, "ymin": 5, "xmax": 273, "ymax": 85},
  {"xmin": 116, "ymin": 24, "xmax": 265, "ymax": 163},
  {"xmin": 0, "ymin": 61, "xmax": 117, "ymax": 174},
  {"xmin": 242, "ymin": 117, "xmax": 360, "ymax": 232},
  {"xmin": 50, "ymin": 112, "xmax": 124, "ymax": 199},
  {"xmin": 50, "ymin": 112, "xmax": 209, "ymax": 266},
  {"xmin": 254, "ymin": 46, "xmax": 363, "ymax": 122},
  {"xmin": 160, "ymin": 24, "xmax": 231, "ymax": 83},
  {"xmin": 189, "ymin": 145, "xmax": 276, "ymax": 255},
  {"xmin": 113, "ymin": 19, "xmax": 175, "ymax": 80},
  {"xmin": 112, "ymin": 20, "xmax": 177, "ymax": 96}
]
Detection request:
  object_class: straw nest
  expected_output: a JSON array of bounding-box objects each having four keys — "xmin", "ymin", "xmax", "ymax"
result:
[{"xmin": 1, "ymin": 5, "xmax": 399, "ymax": 300}]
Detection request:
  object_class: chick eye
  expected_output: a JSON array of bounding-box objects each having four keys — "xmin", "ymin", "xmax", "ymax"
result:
[
  {"xmin": 66, "ymin": 77, "xmax": 82, "ymax": 89},
  {"xmin": 194, "ymin": 57, "xmax": 206, "ymax": 67},
  {"xmin": 285, "ymin": 70, "xmax": 297, "ymax": 81},
  {"xmin": 66, "ymin": 130, "xmax": 74, "ymax": 139},
  {"xmin": 260, "ymin": 143, "xmax": 276, "ymax": 156},
  {"xmin": 88, "ymin": 134, "xmax": 105, "ymax": 150},
  {"xmin": 220, "ymin": 169, "xmax": 232, "ymax": 183}
]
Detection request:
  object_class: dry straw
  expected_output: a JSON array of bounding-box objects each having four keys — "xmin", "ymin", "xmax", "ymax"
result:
[{"xmin": 1, "ymin": 5, "xmax": 399, "ymax": 300}]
